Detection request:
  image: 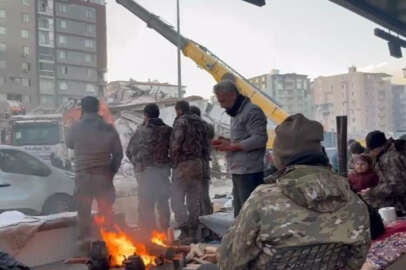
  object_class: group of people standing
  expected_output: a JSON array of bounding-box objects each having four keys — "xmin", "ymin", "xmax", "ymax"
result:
[
  {"xmin": 66, "ymin": 79, "xmax": 269, "ymax": 248},
  {"xmin": 125, "ymin": 79, "xmax": 269, "ymax": 243},
  {"xmin": 126, "ymin": 100, "xmax": 212, "ymax": 242}
]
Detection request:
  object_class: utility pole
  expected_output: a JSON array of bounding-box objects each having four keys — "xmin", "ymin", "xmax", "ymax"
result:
[{"xmin": 176, "ymin": 0, "xmax": 182, "ymax": 99}]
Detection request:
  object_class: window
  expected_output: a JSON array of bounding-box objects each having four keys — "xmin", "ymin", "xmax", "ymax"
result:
[
  {"xmin": 61, "ymin": 66, "xmax": 68, "ymax": 75},
  {"xmin": 0, "ymin": 26, "xmax": 5, "ymax": 35},
  {"xmin": 59, "ymin": 81, "xmax": 68, "ymax": 90},
  {"xmin": 39, "ymin": 62, "xmax": 54, "ymax": 72},
  {"xmin": 0, "ymin": 43, "xmax": 5, "ymax": 52},
  {"xmin": 22, "ymin": 62, "xmax": 30, "ymax": 72},
  {"xmin": 0, "ymin": 60, "xmax": 5, "ymax": 69},
  {"xmin": 22, "ymin": 14, "xmax": 30, "ymax": 24},
  {"xmin": 23, "ymin": 46, "xmax": 30, "ymax": 57},
  {"xmin": 39, "ymin": 17, "xmax": 50, "ymax": 29},
  {"xmin": 85, "ymin": 39, "xmax": 95, "ymax": 49},
  {"xmin": 58, "ymin": 35, "xmax": 66, "ymax": 45},
  {"xmin": 60, "ymin": 20, "xmax": 67, "ymax": 29},
  {"xmin": 58, "ymin": 4, "xmax": 67, "ymax": 13},
  {"xmin": 58, "ymin": 50, "xmax": 66, "ymax": 60},
  {"xmin": 86, "ymin": 8, "xmax": 95, "ymax": 18},
  {"xmin": 86, "ymin": 24, "xmax": 96, "ymax": 34},
  {"xmin": 22, "ymin": 78, "xmax": 30, "ymax": 87},
  {"xmin": 0, "ymin": 149, "xmax": 51, "ymax": 177},
  {"xmin": 21, "ymin": 30, "xmax": 29, "ymax": 39},
  {"xmin": 86, "ymin": 83, "xmax": 97, "ymax": 93},
  {"xmin": 22, "ymin": 0, "xmax": 30, "ymax": 6},
  {"xmin": 38, "ymin": 0, "xmax": 48, "ymax": 12},
  {"xmin": 85, "ymin": 54, "xmax": 92, "ymax": 63},
  {"xmin": 87, "ymin": 69, "xmax": 96, "ymax": 78},
  {"xmin": 0, "ymin": 9, "xmax": 6, "ymax": 19},
  {"xmin": 7, "ymin": 93, "xmax": 22, "ymax": 102},
  {"xmin": 0, "ymin": 76, "xmax": 4, "ymax": 86},
  {"xmin": 39, "ymin": 79, "xmax": 55, "ymax": 94}
]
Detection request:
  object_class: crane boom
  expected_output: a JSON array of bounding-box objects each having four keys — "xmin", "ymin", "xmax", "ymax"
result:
[{"xmin": 116, "ymin": 0, "xmax": 289, "ymax": 126}]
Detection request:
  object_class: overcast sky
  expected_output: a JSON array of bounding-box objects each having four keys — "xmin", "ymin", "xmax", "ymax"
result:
[{"xmin": 106, "ymin": 0, "xmax": 406, "ymax": 98}]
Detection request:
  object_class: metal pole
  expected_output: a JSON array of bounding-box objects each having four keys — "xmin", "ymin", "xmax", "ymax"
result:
[
  {"xmin": 176, "ymin": 0, "xmax": 182, "ymax": 99},
  {"xmin": 336, "ymin": 116, "xmax": 348, "ymax": 177}
]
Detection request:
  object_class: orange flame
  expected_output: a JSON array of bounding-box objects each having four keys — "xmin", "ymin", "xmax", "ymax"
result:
[{"xmin": 94, "ymin": 216, "xmax": 167, "ymax": 267}]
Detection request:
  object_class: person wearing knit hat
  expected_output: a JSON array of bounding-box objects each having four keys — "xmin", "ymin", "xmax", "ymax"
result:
[
  {"xmin": 366, "ymin": 130, "xmax": 387, "ymax": 157},
  {"xmin": 272, "ymin": 114, "xmax": 329, "ymax": 170},
  {"xmin": 361, "ymin": 130, "xmax": 406, "ymax": 216},
  {"xmin": 217, "ymin": 113, "xmax": 371, "ymax": 270}
]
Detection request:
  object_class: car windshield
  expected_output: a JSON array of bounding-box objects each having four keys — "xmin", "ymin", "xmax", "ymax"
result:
[{"xmin": 12, "ymin": 123, "xmax": 59, "ymax": 146}]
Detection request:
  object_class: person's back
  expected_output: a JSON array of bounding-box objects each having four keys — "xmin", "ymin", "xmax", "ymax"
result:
[
  {"xmin": 217, "ymin": 114, "xmax": 370, "ymax": 270},
  {"xmin": 68, "ymin": 113, "xmax": 122, "ymax": 173},
  {"xmin": 127, "ymin": 118, "xmax": 172, "ymax": 171},
  {"xmin": 171, "ymin": 112, "xmax": 207, "ymax": 164}
]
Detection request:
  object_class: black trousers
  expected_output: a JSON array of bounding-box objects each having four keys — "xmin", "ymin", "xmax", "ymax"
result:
[{"xmin": 232, "ymin": 172, "xmax": 264, "ymax": 217}]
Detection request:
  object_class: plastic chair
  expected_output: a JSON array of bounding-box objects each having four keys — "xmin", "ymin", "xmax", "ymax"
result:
[{"xmin": 267, "ymin": 243, "xmax": 350, "ymax": 270}]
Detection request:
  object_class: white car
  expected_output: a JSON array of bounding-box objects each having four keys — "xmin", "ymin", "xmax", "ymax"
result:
[{"xmin": 0, "ymin": 145, "xmax": 75, "ymax": 215}]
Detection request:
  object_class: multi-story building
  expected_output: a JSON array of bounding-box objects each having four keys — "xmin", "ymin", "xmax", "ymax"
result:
[
  {"xmin": 0, "ymin": 0, "xmax": 106, "ymax": 110},
  {"xmin": 312, "ymin": 67, "xmax": 393, "ymax": 138},
  {"xmin": 392, "ymin": 84, "xmax": 406, "ymax": 135},
  {"xmin": 249, "ymin": 70, "xmax": 313, "ymax": 119}
]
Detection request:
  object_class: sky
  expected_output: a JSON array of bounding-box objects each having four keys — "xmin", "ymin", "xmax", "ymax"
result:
[{"xmin": 105, "ymin": 0, "xmax": 406, "ymax": 98}]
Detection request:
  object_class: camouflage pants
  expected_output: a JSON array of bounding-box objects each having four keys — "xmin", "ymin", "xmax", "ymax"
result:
[
  {"xmin": 171, "ymin": 159, "xmax": 203, "ymax": 229},
  {"xmin": 136, "ymin": 165, "xmax": 171, "ymax": 235},
  {"xmin": 201, "ymin": 159, "xmax": 213, "ymax": 215},
  {"xmin": 75, "ymin": 168, "xmax": 115, "ymax": 240}
]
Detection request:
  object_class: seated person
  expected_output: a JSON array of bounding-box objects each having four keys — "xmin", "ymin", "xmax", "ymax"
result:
[
  {"xmin": 217, "ymin": 114, "xmax": 371, "ymax": 270},
  {"xmin": 348, "ymin": 154, "xmax": 379, "ymax": 193},
  {"xmin": 348, "ymin": 141, "xmax": 365, "ymax": 173}
]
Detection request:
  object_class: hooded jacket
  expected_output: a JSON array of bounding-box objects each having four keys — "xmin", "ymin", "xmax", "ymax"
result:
[{"xmin": 218, "ymin": 165, "xmax": 371, "ymax": 270}]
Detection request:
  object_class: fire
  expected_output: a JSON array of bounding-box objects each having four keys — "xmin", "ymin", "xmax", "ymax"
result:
[{"xmin": 94, "ymin": 216, "xmax": 168, "ymax": 267}]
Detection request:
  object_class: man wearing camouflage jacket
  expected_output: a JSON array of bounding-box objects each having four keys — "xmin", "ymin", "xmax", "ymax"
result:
[
  {"xmin": 361, "ymin": 130, "xmax": 406, "ymax": 216},
  {"xmin": 126, "ymin": 103, "xmax": 172, "ymax": 235},
  {"xmin": 217, "ymin": 114, "xmax": 371, "ymax": 270},
  {"xmin": 170, "ymin": 100, "xmax": 208, "ymax": 242}
]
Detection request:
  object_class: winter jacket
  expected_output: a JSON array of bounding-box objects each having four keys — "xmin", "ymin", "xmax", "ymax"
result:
[
  {"xmin": 126, "ymin": 118, "xmax": 172, "ymax": 172},
  {"xmin": 227, "ymin": 98, "xmax": 268, "ymax": 174},
  {"xmin": 170, "ymin": 113, "xmax": 208, "ymax": 166},
  {"xmin": 361, "ymin": 139, "xmax": 406, "ymax": 216},
  {"xmin": 66, "ymin": 113, "xmax": 123, "ymax": 174},
  {"xmin": 348, "ymin": 171, "xmax": 379, "ymax": 193},
  {"xmin": 218, "ymin": 165, "xmax": 371, "ymax": 270}
]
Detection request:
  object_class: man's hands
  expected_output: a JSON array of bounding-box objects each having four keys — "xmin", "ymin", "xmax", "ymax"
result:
[{"xmin": 212, "ymin": 137, "xmax": 241, "ymax": 152}]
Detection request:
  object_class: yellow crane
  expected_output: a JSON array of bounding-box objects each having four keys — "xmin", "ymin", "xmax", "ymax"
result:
[{"xmin": 116, "ymin": 0, "xmax": 289, "ymax": 147}]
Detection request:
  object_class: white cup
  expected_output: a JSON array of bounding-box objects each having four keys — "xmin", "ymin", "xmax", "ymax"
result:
[{"xmin": 378, "ymin": 207, "xmax": 397, "ymax": 225}]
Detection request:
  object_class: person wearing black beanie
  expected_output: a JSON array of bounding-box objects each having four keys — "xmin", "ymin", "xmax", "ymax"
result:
[{"xmin": 361, "ymin": 130, "xmax": 406, "ymax": 216}]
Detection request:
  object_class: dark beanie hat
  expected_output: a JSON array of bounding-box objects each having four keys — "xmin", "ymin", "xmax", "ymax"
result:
[
  {"xmin": 350, "ymin": 142, "xmax": 365, "ymax": 154},
  {"xmin": 273, "ymin": 114, "xmax": 324, "ymax": 169},
  {"xmin": 81, "ymin": 96, "xmax": 99, "ymax": 113},
  {"xmin": 366, "ymin": 130, "xmax": 387, "ymax": 150},
  {"xmin": 144, "ymin": 103, "xmax": 160, "ymax": 118}
]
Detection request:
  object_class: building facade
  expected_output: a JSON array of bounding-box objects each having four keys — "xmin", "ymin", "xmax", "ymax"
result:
[
  {"xmin": 312, "ymin": 67, "xmax": 393, "ymax": 138},
  {"xmin": 249, "ymin": 70, "xmax": 313, "ymax": 119},
  {"xmin": 0, "ymin": 0, "xmax": 106, "ymax": 110},
  {"xmin": 392, "ymin": 84, "xmax": 406, "ymax": 135}
]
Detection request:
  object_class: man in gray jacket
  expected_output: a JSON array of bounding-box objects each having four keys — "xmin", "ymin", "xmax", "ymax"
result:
[
  {"xmin": 212, "ymin": 80, "xmax": 268, "ymax": 217},
  {"xmin": 66, "ymin": 96, "xmax": 123, "ymax": 243}
]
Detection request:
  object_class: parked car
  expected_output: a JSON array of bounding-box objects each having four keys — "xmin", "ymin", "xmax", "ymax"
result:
[{"xmin": 0, "ymin": 145, "xmax": 75, "ymax": 215}]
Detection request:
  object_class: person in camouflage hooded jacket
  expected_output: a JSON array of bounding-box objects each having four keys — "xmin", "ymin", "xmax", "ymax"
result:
[
  {"xmin": 170, "ymin": 100, "xmax": 208, "ymax": 242},
  {"xmin": 361, "ymin": 131, "xmax": 406, "ymax": 216},
  {"xmin": 126, "ymin": 103, "xmax": 172, "ymax": 235},
  {"xmin": 217, "ymin": 114, "xmax": 371, "ymax": 270}
]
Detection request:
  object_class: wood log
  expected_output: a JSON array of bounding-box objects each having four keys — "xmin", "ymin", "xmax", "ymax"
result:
[
  {"xmin": 145, "ymin": 242, "xmax": 175, "ymax": 260},
  {"xmin": 63, "ymin": 257, "xmax": 90, "ymax": 265}
]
